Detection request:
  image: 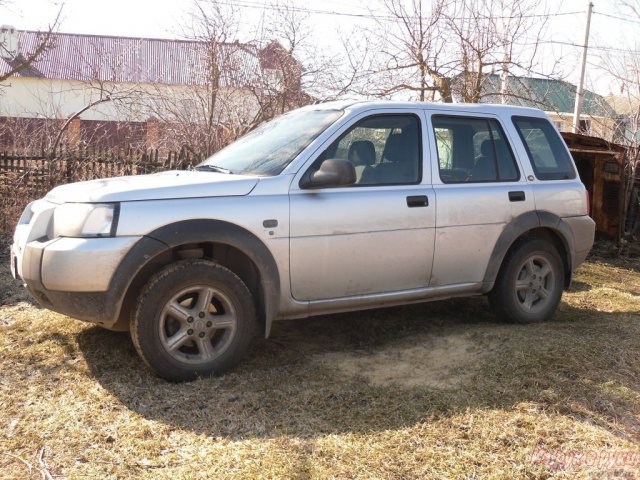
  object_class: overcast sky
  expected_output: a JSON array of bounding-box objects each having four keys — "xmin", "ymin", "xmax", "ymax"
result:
[{"xmin": 1, "ymin": 0, "xmax": 637, "ymax": 95}]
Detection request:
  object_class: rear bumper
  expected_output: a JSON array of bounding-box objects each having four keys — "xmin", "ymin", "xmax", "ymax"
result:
[{"xmin": 564, "ymin": 215, "xmax": 596, "ymax": 269}]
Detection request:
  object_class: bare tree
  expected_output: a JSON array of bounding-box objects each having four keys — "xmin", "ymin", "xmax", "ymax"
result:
[
  {"xmin": 444, "ymin": 0, "xmax": 548, "ymax": 102},
  {"xmin": 242, "ymin": 0, "xmax": 324, "ymax": 130},
  {"xmin": 622, "ymin": 0, "xmax": 640, "ymax": 17},
  {"xmin": 48, "ymin": 79, "xmax": 146, "ymax": 155},
  {"xmin": 11, "ymin": 52, "xmax": 149, "ymax": 154},
  {"xmin": 0, "ymin": 7, "xmax": 62, "ymax": 84},
  {"xmin": 344, "ymin": 0, "xmax": 449, "ymax": 101},
  {"xmin": 145, "ymin": 0, "xmax": 333, "ymax": 158},
  {"xmin": 0, "ymin": 7, "xmax": 152, "ymax": 154},
  {"xmin": 141, "ymin": 0, "xmax": 257, "ymax": 158},
  {"xmin": 0, "ymin": 116, "xmax": 63, "ymax": 152},
  {"xmin": 597, "ymin": 2, "xmax": 640, "ymax": 237},
  {"xmin": 189, "ymin": 0, "xmax": 347, "ymax": 138},
  {"xmin": 347, "ymin": 0, "xmax": 556, "ymax": 103}
]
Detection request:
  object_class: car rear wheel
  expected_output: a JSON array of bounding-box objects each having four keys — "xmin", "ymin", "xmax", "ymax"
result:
[
  {"xmin": 131, "ymin": 259, "xmax": 256, "ymax": 381},
  {"xmin": 489, "ymin": 238, "xmax": 564, "ymax": 324}
]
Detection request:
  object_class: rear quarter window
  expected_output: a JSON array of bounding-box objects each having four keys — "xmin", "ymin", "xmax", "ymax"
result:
[{"xmin": 512, "ymin": 116, "xmax": 576, "ymax": 180}]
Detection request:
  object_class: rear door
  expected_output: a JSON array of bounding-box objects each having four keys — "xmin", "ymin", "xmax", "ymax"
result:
[
  {"xmin": 289, "ymin": 110, "xmax": 436, "ymax": 301},
  {"xmin": 426, "ymin": 111, "xmax": 535, "ymax": 287}
]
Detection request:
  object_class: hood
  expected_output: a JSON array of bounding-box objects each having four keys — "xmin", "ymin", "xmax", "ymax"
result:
[{"xmin": 45, "ymin": 170, "xmax": 260, "ymax": 203}]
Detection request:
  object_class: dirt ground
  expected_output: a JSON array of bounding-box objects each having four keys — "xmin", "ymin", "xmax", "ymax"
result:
[{"xmin": 317, "ymin": 331, "xmax": 500, "ymax": 389}]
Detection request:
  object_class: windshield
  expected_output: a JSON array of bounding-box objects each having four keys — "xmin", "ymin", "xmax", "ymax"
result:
[{"xmin": 198, "ymin": 109, "xmax": 344, "ymax": 176}]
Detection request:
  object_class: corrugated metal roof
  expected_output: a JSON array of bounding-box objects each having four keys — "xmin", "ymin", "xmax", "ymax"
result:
[
  {"xmin": 0, "ymin": 30, "xmax": 262, "ymax": 86},
  {"xmin": 454, "ymin": 74, "xmax": 616, "ymax": 118}
]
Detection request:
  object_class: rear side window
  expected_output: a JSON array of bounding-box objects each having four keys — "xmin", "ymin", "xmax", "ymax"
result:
[
  {"xmin": 432, "ymin": 116, "xmax": 519, "ymax": 183},
  {"xmin": 512, "ymin": 116, "xmax": 576, "ymax": 180}
]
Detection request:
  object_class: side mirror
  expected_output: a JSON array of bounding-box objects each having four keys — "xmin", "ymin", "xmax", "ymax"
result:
[{"xmin": 299, "ymin": 159, "xmax": 356, "ymax": 189}]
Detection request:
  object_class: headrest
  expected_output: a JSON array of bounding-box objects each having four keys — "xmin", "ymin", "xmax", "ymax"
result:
[
  {"xmin": 348, "ymin": 140, "xmax": 376, "ymax": 166},
  {"xmin": 383, "ymin": 131, "xmax": 418, "ymax": 164}
]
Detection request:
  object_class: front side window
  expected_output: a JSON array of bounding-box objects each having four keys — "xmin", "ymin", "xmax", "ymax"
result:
[
  {"xmin": 432, "ymin": 116, "xmax": 520, "ymax": 183},
  {"xmin": 512, "ymin": 116, "xmax": 576, "ymax": 180},
  {"xmin": 315, "ymin": 114, "xmax": 421, "ymax": 185}
]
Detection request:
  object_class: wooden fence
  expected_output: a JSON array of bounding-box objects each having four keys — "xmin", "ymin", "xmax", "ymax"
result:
[{"xmin": 0, "ymin": 146, "xmax": 196, "ymax": 233}]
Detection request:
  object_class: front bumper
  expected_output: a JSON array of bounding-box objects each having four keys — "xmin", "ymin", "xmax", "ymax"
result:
[
  {"xmin": 11, "ymin": 199, "xmax": 170, "ymax": 329},
  {"xmin": 11, "ymin": 235, "xmax": 164, "ymax": 328},
  {"xmin": 15, "ymin": 236, "xmax": 140, "ymax": 291}
]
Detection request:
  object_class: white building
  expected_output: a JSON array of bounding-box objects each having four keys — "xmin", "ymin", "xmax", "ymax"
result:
[{"xmin": 1, "ymin": 28, "xmax": 274, "ymax": 119}]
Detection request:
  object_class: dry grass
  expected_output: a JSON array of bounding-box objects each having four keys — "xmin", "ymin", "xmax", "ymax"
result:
[{"xmin": 1, "ymin": 249, "xmax": 639, "ymax": 479}]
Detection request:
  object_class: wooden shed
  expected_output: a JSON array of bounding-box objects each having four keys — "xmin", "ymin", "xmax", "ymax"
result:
[{"xmin": 561, "ymin": 132, "xmax": 626, "ymax": 239}]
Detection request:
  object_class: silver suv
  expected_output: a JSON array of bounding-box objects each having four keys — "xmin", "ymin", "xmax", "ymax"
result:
[{"xmin": 11, "ymin": 101, "xmax": 595, "ymax": 381}]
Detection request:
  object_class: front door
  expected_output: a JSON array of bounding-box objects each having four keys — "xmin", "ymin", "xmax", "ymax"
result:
[{"xmin": 289, "ymin": 112, "xmax": 436, "ymax": 301}]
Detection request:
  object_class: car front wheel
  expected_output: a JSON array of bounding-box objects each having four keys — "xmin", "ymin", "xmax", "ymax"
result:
[
  {"xmin": 131, "ymin": 259, "xmax": 256, "ymax": 381},
  {"xmin": 489, "ymin": 238, "xmax": 564, "ymax": 324}
]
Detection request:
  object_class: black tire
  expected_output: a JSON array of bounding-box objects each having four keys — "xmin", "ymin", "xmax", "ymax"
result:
[
  {"xmin": 489, "ymin": 238, "xmax": 564, "ymax": 324},
  {"xmin": 131, "ymin": 259, "xmax": 256, "ymax": 381}
]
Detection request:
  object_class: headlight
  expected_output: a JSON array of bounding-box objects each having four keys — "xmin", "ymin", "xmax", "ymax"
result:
[{"xmin": 52, "ymin": 203, "xmax": 119, "ymax": 238}]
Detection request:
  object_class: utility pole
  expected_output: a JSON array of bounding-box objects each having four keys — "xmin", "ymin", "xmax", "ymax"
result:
[
  {"xmin": 572, "ymin": 1, "xmax": 593, "ymax": 134},
  {"xmin": 500, "ymin": 15, "xmax": 512, "ymax": 104}
]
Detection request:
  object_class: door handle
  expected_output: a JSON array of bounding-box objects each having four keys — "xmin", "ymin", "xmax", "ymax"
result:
[
  {"xmin": 406, "ymin": 195, "xmax": 429, "ymax": 207},
  {"xmin": 508, "ymin": 191, "xmax": 526, "ymax": 202}
]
